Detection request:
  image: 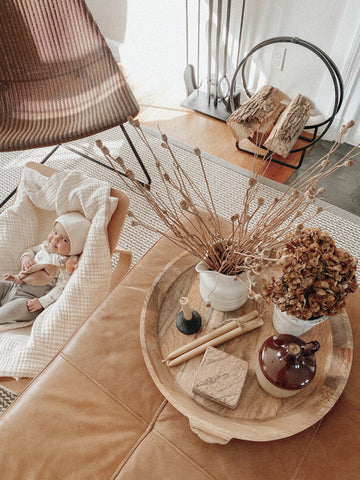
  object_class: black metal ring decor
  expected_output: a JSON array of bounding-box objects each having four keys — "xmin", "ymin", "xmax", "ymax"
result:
[{"xmin": 228, "ymin": 36, "xmax": 344, "ymax": 168}]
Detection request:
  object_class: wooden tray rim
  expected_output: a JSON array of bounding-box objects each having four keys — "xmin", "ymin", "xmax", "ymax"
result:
[{"xmin": 140, "ymin": 251, "xmax": 353, "ymax": 443}]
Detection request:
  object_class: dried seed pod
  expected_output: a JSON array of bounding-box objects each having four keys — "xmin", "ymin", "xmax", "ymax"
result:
[
  {"xmin": 180, "ymin": 199, "xmax": 189, "ymax": 210},
  {"xmin": 101, "ymin": 146, "xmax": 110, "ymax": 156},
  {"xmin": 114, "ymin": 156, "xmax": 124, "ymax": 167},
  {"xmin": 125, "ymin": 169, "xmax": 135, "ymax": 180},
  {"xmin": 279, "ymin": 255, "xmax": 292, "ymax": 265},
  {"xmin": 127, "ymin": 116, "xmax": 139, "ymax": 127}
]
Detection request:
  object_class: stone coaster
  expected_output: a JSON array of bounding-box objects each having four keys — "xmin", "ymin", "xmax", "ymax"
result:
[{"xmin": 192, "ymin": 346, "xmax": 248, "ymax": 409}]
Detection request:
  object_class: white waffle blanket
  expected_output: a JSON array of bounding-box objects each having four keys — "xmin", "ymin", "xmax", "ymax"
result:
[{"xmin": 0, "ymin": 165, "xmax": 118, "ymax": 378}]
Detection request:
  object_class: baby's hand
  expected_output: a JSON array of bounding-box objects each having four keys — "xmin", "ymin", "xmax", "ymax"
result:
[
  {"xmin": 64, "ymin": 258, "xmax": 78, "ymax": 274},
  {"xmin": 21, "ymin": 255, "xmax": 36, "ymax": 271},
  {"xmin": 26, "ymin": 298, "xmax": 43, "ymax": 312}
]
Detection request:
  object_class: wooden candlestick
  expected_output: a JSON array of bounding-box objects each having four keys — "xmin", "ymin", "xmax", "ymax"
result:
[
  {"xmin": 180, "ymin": 297, "xmax": 193, "ymax": 320},
  {"xmin": 168, "ymin": 316, "xmax": 264, "ymax": 366},
  {"xmin": 176, "ymin": 297, "xmax": 202, "ymax": 335},
  {"xmin": 164, "ymin": 310, "xmax": 259, "ymax": 363}
]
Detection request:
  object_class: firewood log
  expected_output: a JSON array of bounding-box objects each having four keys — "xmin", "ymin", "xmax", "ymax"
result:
[
  {"xmin": 264, "ymin": 94, "xmax": 314, "ymax": 157},
  {"xmin": 226, "ymin": 85, "xmax": 288, "ymax": 142}
]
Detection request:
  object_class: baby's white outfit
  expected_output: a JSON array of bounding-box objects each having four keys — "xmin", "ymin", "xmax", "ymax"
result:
[{"xmin": 0, "ymin": 242, "xmax": 77, "ymax": 324}]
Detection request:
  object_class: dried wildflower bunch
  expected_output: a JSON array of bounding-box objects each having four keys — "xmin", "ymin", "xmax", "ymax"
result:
[
  {"xmin": 262, "ymin": 227, "xmax": 358, "ymax": 320},
  {"xmin": 96, "ymin": 118, "xmax": 358, "ymax": 293}
]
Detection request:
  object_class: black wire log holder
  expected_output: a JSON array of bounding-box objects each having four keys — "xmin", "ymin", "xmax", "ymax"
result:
[
  {"xmin": 229, "ymin": 37, "xmax": 344, "ymax": 169},
  {"xmin": 182, "ymin": 33, "xmax": 344, "ymax": 170}
]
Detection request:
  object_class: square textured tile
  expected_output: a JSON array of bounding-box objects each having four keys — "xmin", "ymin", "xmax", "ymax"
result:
[{"xmin": 192, "ymin": 346, "xmax": 248, "ymax": 409}]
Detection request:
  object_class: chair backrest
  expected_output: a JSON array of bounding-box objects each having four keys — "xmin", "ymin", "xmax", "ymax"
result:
[
  {"xmin": 0, "ymin": 0, "xmax": 139, "ymax": 151},
  {"xmin": 25, "ymin": 161, "xmax": 129, "ymax": 255}
]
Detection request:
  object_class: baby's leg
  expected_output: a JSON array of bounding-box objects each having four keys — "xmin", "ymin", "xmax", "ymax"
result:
[
  {"xmin": 0, "ymin": 297, "xmax": 39, "ymax": 324},
  {"xmin": 0, "ymin": 282, "xmax": 50, "ymax": 324},
  {"xmin": 0, "ymin": 280, "xmax": 14, "ymax": 304}
]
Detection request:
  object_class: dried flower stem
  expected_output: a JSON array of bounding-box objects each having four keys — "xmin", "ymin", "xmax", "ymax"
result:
[{"xmin": 96, "ymin": 119, "xmax": 359, "ymax": 278}]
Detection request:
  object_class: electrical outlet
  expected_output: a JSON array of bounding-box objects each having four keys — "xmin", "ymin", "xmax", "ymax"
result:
[{"xmin": 271, "ymin": 46, "xmax": 286, "ymax": 70}]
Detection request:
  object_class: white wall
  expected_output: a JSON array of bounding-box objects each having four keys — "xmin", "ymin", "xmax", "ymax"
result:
[{"xmin": 87, "ymin": 0, "xmax": 360, "ymax": 144}]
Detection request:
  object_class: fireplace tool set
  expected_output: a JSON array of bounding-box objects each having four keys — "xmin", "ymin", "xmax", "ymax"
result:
[
  {"xmin": 182, "ymin": 0, "xmax": 246, "ymax": 122},
  {"xmin": 181, "ymin": 1, "xmax": 343, "ymax": 167}
]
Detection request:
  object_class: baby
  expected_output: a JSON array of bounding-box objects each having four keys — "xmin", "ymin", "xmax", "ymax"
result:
[{"xmin": 0, "ymin": 212, "xmax": 91, "ymax": 325}]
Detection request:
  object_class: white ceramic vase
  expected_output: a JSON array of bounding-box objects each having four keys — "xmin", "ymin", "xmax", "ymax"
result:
[
  {"xmin": 272, "ymin": 306, "xmax": 327, "ymax": 336},
  {"xmin": 195, "ymin": 260, "xmax": 248, "ymax": 312}
]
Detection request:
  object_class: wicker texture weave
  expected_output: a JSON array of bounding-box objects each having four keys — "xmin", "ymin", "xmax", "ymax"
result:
[{"xmin": 0, "ymin": 0, "xmax": 139, "ymax": 151}]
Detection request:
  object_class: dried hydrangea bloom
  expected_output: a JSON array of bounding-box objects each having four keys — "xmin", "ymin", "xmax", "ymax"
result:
[{"xmin": 262, "ymin": 227, "xmax": 358, "ymax": 320}]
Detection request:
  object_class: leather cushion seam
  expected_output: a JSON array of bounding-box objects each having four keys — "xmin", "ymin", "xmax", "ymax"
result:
[{"xmin": 59, "ymin": 352, "xmax": 154, "ymax": 426}]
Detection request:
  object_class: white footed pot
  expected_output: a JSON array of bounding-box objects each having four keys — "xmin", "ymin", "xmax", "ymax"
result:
[
  {"xmin": 272, "ymin": 306, "xmax": 327, "ymax": 336},
  {"xmin": 195, "ymin": 260, "xmax": 248, "ymax": 312}
]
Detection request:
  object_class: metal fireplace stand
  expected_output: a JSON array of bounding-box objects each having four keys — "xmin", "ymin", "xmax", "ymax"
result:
[{"xmin": 228, "ymin": 36, "xmax": 344, "ymax": 169}]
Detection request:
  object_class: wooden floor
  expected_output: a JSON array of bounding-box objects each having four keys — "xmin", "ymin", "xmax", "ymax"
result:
[{"xmin": 132, "ymin": 76, "xmax": 309, "ymax": 185}]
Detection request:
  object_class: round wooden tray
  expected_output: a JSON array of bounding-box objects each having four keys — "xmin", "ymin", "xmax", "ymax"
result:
[{"xmin": 140, "ymin": 252, "xmax": 353, "ymax": 444}]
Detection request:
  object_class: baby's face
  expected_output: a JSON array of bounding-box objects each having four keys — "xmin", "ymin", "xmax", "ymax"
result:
[{"xmin": 47, "ymin": 222, "xmax": 71, "ymax": 255}]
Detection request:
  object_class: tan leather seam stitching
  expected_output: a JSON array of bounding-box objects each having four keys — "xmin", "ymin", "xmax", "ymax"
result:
[
  {"xmin": 59, "ymin": 354, "xmax": 215, "ymax": 479},
  {"xmin": 110, "ymin": 399, "xmax": 168, "ymax": 480},
  {"xmin": 290, "ymin": 419, "xmax": 323, "ymax": 480},
  {"xmin": 150, "ymin": 427, "xmax": 218, "ymax": 480},
  {"xmin": 59, "ymin": 352, "xmax": 149, "ymax": 426}
]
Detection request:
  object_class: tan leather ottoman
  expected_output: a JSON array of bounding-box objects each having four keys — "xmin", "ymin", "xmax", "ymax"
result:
[{"xmin": 0, "ymin": 235, "xmax": 359, "ymax": 479}]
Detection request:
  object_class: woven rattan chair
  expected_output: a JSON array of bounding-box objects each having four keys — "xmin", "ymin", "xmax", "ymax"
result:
[{"xmin": 0, "ymin": 0, "xmax": 150, "ymax": 207}]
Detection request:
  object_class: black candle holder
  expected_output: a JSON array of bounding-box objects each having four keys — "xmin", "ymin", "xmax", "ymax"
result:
[{"xmin": 176, "ymin": 309, "xmax": 202, "ymax": 335}]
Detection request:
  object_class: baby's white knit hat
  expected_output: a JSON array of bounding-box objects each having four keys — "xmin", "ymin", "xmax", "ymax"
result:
[{"xmin": 55, "ymin": 212, "xmax": 91, "ymax": 255}]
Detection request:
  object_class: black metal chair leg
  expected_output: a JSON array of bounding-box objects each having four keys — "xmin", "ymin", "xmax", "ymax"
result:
[
  {"xmin": 0, "ymin": 145, "xmax": 60, "ymax": 209},
  {"xmin": 1, "ymin": 123, "xmax": 151, "ymax": 210},
  {"xmin": 64, "ymin": 124, "xmax": 151, "ymax": 187},
  {"xmin": 119, "ymin": 124, "xmax": 151, "ymax": 186}
]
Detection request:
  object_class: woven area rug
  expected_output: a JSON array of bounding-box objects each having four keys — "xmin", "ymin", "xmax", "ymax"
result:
[
  {"xmin": 0, "ymin": 124, "xmax": 359, "ymax": 414},
  {"xmin": 0, "ymin": 385, "xmax": 17, "ymax": 414}
]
